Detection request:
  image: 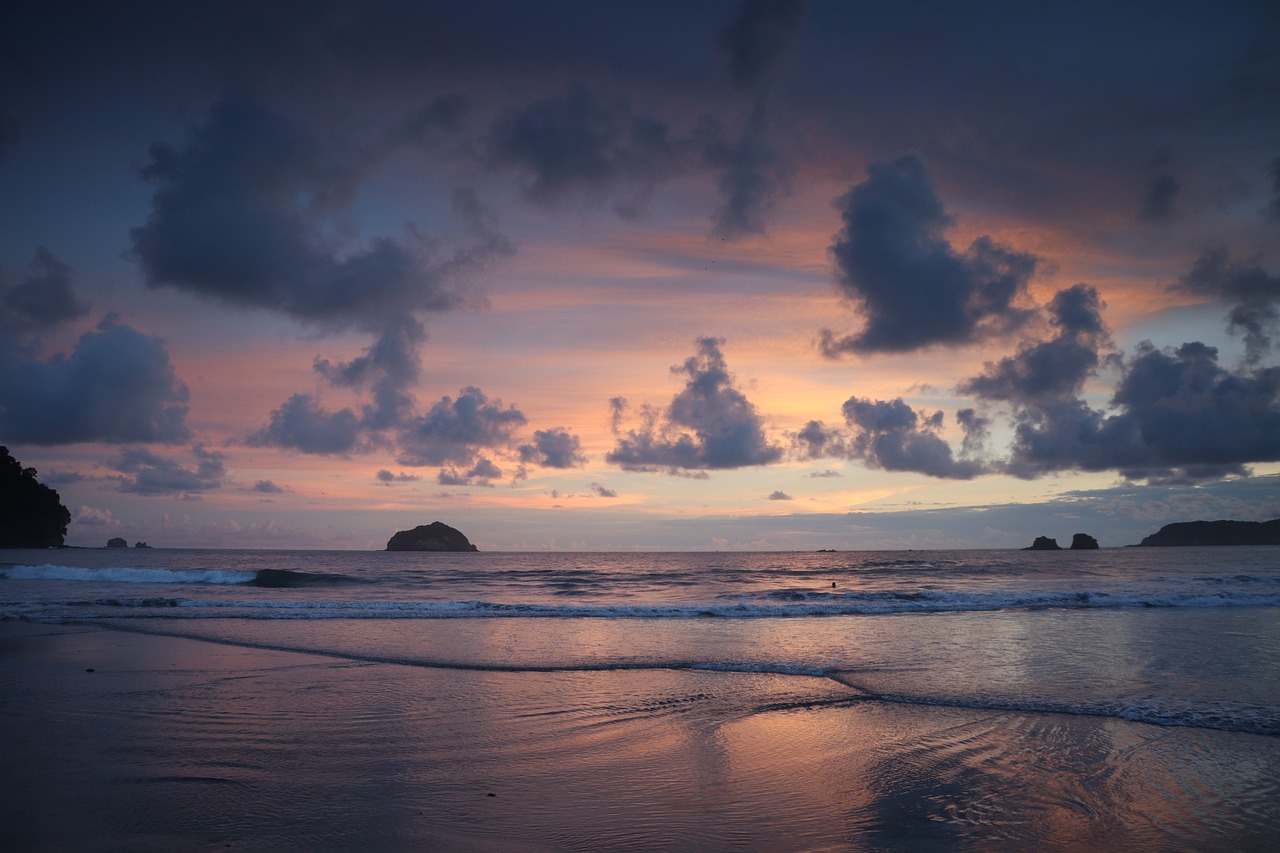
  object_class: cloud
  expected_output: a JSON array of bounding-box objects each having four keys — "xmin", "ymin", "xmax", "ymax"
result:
[
  {"xmin": 488, "ymin": 85, "xmax": 682, "ymax": 217},
  {"xmin": 113, "ymin": 445, "xmax": 226, "ymax": 495},
  {"xmin": 0, "ymin": 108, "xmax": 17, "ymax": 166},
  {"xmin": 1, "ymin": 248, "xmax": 90, "ymax": 333},
  {"xmin": 822, "ymin": 155, "xmax": 1037, "ymax": 355},
  {"xmin": 701, "ymin": 111, "xmax": 788, "ymax": 239},
  {"xmin": 791, "ymin": 397, "xmax": 988, "ymax": 480},
  {"xmin": 252, "ymin": 479, "xmax": 285, "ymax": 493},
  {"xmin": 767, "ymin": 490, "xmax": 793, "ymax": 500},
  {"xmin": 375, "ymin": 469, "xmax": 421, "ymax": 484},
  {"xmin": 1140, "ymin": 173, "xmax": 1179, "ymax": 223},
  {"xmin": 249, "ymin": 394, "xmax": 363, "ymax": 455},
  {"xmin": 590, "ymin": 482, "xmax": 617, "ymax": 498},
  {"xmin": 958, "ymin": 284, "xmax": 1112, "ymax": 402},
  {"xmin": 0, "ymin": 315, "xmax": 190, "ymax": 445},
  {"xmin": 314, "ymin": 315, "xmax": 425, "ymax": 430},
  {"xmin": 841, "ymin": 397, "xmax": 987, "ymax": 479},
  {"xmin": 397, "ymin": 386, "xmax": 527, "ymax": 469},
  {"xmin": 1269, "ymin": 155, "xmax": 1280, "ymax": 221},
  {"xmin": 808, "ymin": 468, "xmax": 842, "ymax": 478},
  {"xmin": 519, "ymin": 427, "xmax": 587, "ymax": 468},
  {"xmin": 130, "ymin": 94, "xmax": 508, "ymax": 328},
  {"xmin": 1008, "ymin": 341, "xmax": 1280, "ymax": 482},
  {"xmin": 607, "ymin": 337, "xmax": 782, "ymax": 473},
  {"xmin": 1174, "ymin": 248, "xmax": 1280, "ymax": 362},
  {"xmin": 437, "ymin": 456, "xmax": 502, "ymax": 487},
  {"xmin": 715, "ymin": 0, "xmax": 808, "ymax": 91}
]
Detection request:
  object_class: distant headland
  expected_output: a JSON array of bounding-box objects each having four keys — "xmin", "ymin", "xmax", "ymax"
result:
[
  {"xmin": 1136, "ymin": 519, "xmax": 1280, "ymax": 547},
  {"xmin": 386, "ymin": 522, "xmax": 479, "ymax": 552}
]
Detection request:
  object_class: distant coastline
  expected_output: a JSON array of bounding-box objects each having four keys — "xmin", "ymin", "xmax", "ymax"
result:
[{"xmin": 1137, "ymin": 519, "xmax": 1280, "ymax": 547}]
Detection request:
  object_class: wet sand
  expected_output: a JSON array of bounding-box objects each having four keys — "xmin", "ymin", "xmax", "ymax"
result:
[{"xmin": 3, "ymin": 620, "xmax": 1277, "ymax": 851}]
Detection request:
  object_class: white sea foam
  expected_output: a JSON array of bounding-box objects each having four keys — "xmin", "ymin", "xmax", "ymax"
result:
[{"xmin": 0, "ymin": 564, "xmax": 259, "ymax": 585}]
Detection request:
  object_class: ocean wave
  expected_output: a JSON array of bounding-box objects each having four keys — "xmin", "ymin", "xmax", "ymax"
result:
[{"xmin": 0, "ymin": 564, "xmax": 356, "ymax": 588}]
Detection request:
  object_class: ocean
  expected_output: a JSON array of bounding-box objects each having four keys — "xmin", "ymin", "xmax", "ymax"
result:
[{"xmin": 3, "ymin": 546, "xmax": 1279, "ymax": 850}]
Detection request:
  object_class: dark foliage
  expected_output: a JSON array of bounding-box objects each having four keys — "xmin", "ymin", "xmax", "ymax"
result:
[{"xmin": 0, "ymin": 446, "xmax": 71, "ymax": 547}]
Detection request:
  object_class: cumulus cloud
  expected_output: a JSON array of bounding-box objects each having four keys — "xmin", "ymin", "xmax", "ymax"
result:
[
  {"xmin": 519, "ymin": 427, "xmax": 587, "ymax": 468},
  {"xmin": 767, "ymin": 490, "xmax": 793, "ymax": 500},
  {"xmin": 1174, "ymin": 248, "xmax": 1280, "ymax": 362},
  {"xmin": 314, "ymin": 315, "xmax": 425, "ymax": 430},
  {"xmin": 841, "ymin": 397, "xmax": 987, "ymax": 479},
  {"xmin": 959, "ymin": 284, "xmax": 1112, "ymax": 402},
  {"xmin": 488, "ymin": 86, "xmax": 682, "ymax": 217},
  {"xmin": 249, "ymin": 394, "xmax": 363, "ymax": 455},
  {"xmin": 792, "ymin": 397, "xmax": 988, "ymax": 480},
  {"xmin": 822, "ymin": 155, "xmax": 1037, "ymax": 355},
  {"xmin": 131, "ymin": 95, "xmax": 506, "ymax": 328},
  {"xmin": 113, "ymin": 445, "xmax": 226, "ymax": 495},
  {"xmin": 437, "ymin": 456, "xmax": 502, "ymax": 487},
  {"xmin": 607, "ymin": 337, "xmax": 782, "ymax": 473},
  {"xmin": 590, "ymin": 482, "xmax": 617, "ymax": 498},
  {"xmin": 0, "ymin": 315, "xmax": 190, "ymax": 445},
  {"xmin": 397, "ymin": 386, "xmax": 527, "ymax": 471},
  {"xmin": 1008, "ymin": 341, "xmax": 1280, "ymax": 482},
  {"xmin": 375, "ymin": 469, "xmax": 421, "ymax": 484},
  {"xmin": 252, "ymin": 480, "xmax": 285, "ymax": 493},
  {"xmin": 1, "ymin": 248, "xmax": 89, "ymax": 333}
]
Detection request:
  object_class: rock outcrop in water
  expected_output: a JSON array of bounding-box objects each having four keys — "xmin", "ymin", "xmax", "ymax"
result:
[
  {"xmin": 0, "ymin": 446, "xmax": 71, "ymax": 548},
  {"xmin": 386, "ymin": 521, "xmax": 479, "ymax": 552},
  {"xmin": 1137, "ymin": 519, "xmax": 1280, "ymax": 547},
  {"xmin": 1024, "ymin": 536, "xmax": 1061, "ymax": 550},
  {"xmin": 1070, "ymin": 533, "xmax": 1100, "ymax": 550},
  {"xmin": 106, "ymin": 537, "xmax": 128, "ymax": 549}
]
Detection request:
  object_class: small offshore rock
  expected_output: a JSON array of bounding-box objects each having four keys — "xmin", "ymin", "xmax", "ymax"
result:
[
  {"xmin": 1070, "ymin": 533, "xmax": 1100, "ymax": 550},
  {"xmin": 1024, "ymin": 536, "xmax": 1062, "ymax": 551},
  {"xmin": 385, "ymin": 521, "xmax": 479, "ymax": 552}
]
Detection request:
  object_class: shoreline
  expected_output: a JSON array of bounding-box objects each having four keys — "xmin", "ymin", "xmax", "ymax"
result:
[{"xmin": 5, "ymin": 619, "xmax": 1280, "ymax": 850}]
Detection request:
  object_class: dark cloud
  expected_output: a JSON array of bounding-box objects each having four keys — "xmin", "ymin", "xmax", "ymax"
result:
[
  {"xmin": 1009, "ymin": 342, "xmax": 1280, "ymax": 481},
  {"xmin": 314, "ymin": 316, "xmax": 424, "ymax": 430},
  {"xmin": 375, "ymin": 469, "xmax": 421, "ymax": 484},
  {"xmin": 1140, "ymin": 173, "xmax": 1179, "ymax": 223},
  {"xmin": 518, "ymin": 427, "xmax": 587, "ymax": 469},
  {"xmin": 488, "ymin": 85, "xmax": 682, "ymax": 217},
  {"xmin": 790, "ymin": 419, "xmax": 850, "ymax": 460},
  {"xmin": 1269, "ymin": 155, "xmax": 1280, "ymax": 221},
  {"xmin": 397, "ymin": 386, "xmax": 527, "ymax": 468},
  {"xmin": 767, "ymin": 490, "xmax": 793, "ymax": 500},
  {"xmin": 607, "ymin": 337, "xmax": 782, "ymax": 473},
  {"xmin": 0, "ymin": 315, "xmax": 190, "ymax": 445},
  {"xmin": 437, "ymin": 456, "xmax": 502, "ymax": 487},
  {"xmin": 590, "ymin": 482, "xmax": 617, "ymax": 498},
  {"xmin": 715, "ymin": 0, "xmax": 808, "ymax": 91},
  {"xmin": 252, "ymin": 479, "xmax": 285, "ymax": 493},
  {"xmin": 1174, "ymin": 248, "xmax": 1280, "ymax": 362},
  {"xmin": 1, "ymin": 248, "xmax": 89, "ymax": 333},
  {"xmin": 822, "ymin": 155, "xmax": 1037, "ymax": 356},
  {"xmin": 701, "ymin": 110, "xmax": 788, "ymax": 239},
  {"xmin": 808, "ymin": 468, "xmax": 842, "ymax": 478},
  {"xmin": 0, "ymin": 108, "xmax": 17, "ymax": 165},
  {"xmin": 959, "ymin": 284, "xmax": 1112, "ymax": 403},
  {"xmin": 114, "ymin": 445, "xmax": 226, "ymax": 496},
  {"xmin": 249, "ymin": 394, "xmax": 363, "ymax": 455},
  {"xmin": 130, "ymin": 95, "xmax": 507, "ymax": 328},
  {"xmin": 391, "ymin": 94, "xmax": 470, "ymax": 146},
  {"xmin": 841, "ymin": 397, "xmax": 987, "ymax": 479}
]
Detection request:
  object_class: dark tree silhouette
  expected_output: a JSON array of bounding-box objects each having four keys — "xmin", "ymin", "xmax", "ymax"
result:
[{"xmin": 1, "ymin": 446, "xmax": 71, "ymax": 548}]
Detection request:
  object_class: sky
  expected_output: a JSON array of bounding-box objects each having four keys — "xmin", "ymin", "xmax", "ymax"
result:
[{"xmin": 2, "ymin": 0, "xmax": 1279, "ymax": 551}]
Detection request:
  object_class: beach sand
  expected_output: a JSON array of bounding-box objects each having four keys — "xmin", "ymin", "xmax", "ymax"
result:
[{"xmin": 3, "ymin": 620, "xmax": 1277, "ymax": 851}]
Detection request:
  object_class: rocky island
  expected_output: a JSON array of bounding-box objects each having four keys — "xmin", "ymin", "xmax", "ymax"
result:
[
  {"xmin": 385, "ymin": 521, "xmax": 479, "ymax": 552},
  {"xmin": 1137, "ymin": 519, "xmax": 1280, "ymax": 547},
  {"xmin": 1024, "ymin": 533, "xmax": 1100, "ymax": 550}
]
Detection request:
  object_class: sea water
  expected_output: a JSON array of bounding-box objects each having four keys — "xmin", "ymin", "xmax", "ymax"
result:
[{"xmin": 3, "ymin": 546, "xmax": 1279, "ymax": 849}]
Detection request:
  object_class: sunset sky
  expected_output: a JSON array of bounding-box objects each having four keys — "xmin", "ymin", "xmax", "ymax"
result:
[{"xmin": 3, "ymin": 0, "xmax": 1279, "ymax": 550}]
